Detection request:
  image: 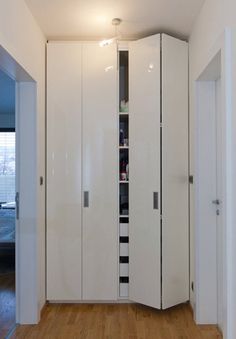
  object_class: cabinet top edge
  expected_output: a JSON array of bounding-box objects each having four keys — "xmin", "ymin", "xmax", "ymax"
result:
[
  {"xmin": 47, "ymin": 34, "xmax": 188, "ymax": 46},
  {"xmin": 47, "ymin": 40, "xmax": 131, "ymax": 45}
]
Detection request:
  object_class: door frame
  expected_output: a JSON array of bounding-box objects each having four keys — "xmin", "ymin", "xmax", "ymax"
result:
[
  {"xmin": 194, "ymin": 29, "xmax": 232, "ymax": 338},
  {"xmin": 0, "ymin": 45, "xmax": 39, "ymax": 324}
]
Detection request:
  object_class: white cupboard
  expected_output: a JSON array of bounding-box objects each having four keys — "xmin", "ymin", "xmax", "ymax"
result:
[
  {"xmin": 129, "ymin": 34, "xmax": 189, "ymax": 309},
  {"xmin": 47, "ymin": 34, "xmax": 189, "ymax": 307},
  {"xmin": 47, "ymin": 42, "xmax": 117, "ymax": 301}
]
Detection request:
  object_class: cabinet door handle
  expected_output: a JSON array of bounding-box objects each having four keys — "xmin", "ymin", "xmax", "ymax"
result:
[
  {"xmin": 153, "ymin": 192, "xmax": 158, "ymax": 210},
  {"xmin": 84, "ymin": 191, "xmax": 89, "ymax": 208},
  {"xmin": 15, "ymin": 192, "xmax": 20, "ymax": 220}
]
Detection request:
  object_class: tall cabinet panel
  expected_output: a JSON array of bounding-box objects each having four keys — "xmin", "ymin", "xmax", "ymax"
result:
[
  {"xmin": 47, "ymin": 43, "xmax": 82, "ymax": 300},
  {"xmin": 82, "ymin": 43, "xmax": 118, "ymax": 300},
  {"xmin": 129, "ymin": 34, "xmax": 189, "ymax": 309},
  {"xmin": 129, "ymin": 35, "xmax": 161, "ymax": 309},
  {"xmin": 161, "ymin": 34, "xmax": 189, "ymax": 309}
]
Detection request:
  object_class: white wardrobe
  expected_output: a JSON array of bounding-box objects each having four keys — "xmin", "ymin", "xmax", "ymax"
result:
[
  {"xmin": 47, "ymin": 34, "xmax": 189, "ymax": 308},
  {"xmin": 47, "ymin": 42, "xmax": 118, "ymax": 300}
]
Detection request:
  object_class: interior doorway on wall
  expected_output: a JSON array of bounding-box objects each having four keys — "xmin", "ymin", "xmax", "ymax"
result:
[
  {"xmin": 0, "ymin": 69, "xmax": 16, "ymax": 337},
  {"xmin": 0, "ymin": 44, "xmax": 40, "ymax": 329},
  {"xmin": 195, "ymin": 50, "xmax": 224, "ymax": 333}
]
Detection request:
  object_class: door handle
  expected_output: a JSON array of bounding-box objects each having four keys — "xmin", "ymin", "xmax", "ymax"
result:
[
  {"xmin": 212, "ymin": 199, "xmax": 220, "ymax": 205},
  {"xmin": 153, "ymin": 192, "xmax": 158, "ymax": 210},
  {"xmin": 15, "ymin": 192, "xmax": 19, "ymax": 220},
  {"xmin": 84, "ymin": 191, "xmax": 89, "ymax": 208}
]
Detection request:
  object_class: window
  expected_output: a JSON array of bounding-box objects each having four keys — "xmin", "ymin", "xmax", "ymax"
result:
[{"xmin": 0, "ymin": 131, "xmax": 15, "ymax": 203}]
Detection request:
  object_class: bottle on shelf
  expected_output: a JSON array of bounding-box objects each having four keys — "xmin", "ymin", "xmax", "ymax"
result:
[
  {"xmin": 123, "ymin": 138, "xmax": 129, "ymax": 147},
  {"xmin": 126, "ymin": 163, "xmax": 129, "ymax": 181},
  {"xmin": 120, "ymin": 129, "xmax": 124, "ymax": 146},
  {"xmin": 120, "ymin": 159, "xmax": 127, "ymax": 181}
]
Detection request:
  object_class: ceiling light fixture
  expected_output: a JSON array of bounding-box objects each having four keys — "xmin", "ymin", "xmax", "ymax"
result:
[{"xmin": 99, "ymin": 18, "xmax": 122, "ymax": 47}]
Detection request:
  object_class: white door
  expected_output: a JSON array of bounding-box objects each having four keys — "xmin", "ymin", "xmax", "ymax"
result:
[
  {"xmin": 195, "ymin": 49, "xmax": 225, "ymax": 325},
  {"xmin": 129, "ymin": 34, "xmax": 161, "ymax": 309},
  {"xmin": 161, "ymin": 34, "xmax": 189, "ymax": 309},
  {"xmin": 82, "ymin": 43, "xmax": 118, "ymax": 300},
  {"xmin": 47, "ymin": 43, "xmax": 82, "ymax": 300},
  {"xmin": 129, "ymin": 34, "xmax": 189, "ymax": 309},
  {"xmin": 216, "ymin": 78, "xmax": 223, "ymax": 331}
]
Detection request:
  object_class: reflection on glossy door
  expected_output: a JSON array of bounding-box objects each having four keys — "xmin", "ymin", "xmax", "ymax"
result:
[
  {"xmin": 161, "ymin": 34, "xmax": 189, "ymax": 309},
  {"xmin": 47, "ymin": 43, "xmax": 82, "ymax": 300},
  {"xmin": 82, "ymin": 43, "xmax": 118, "ymax": 300},
  {"xmin": 129, "ymin": 34, "xmax": 161, "ymax": 309}
]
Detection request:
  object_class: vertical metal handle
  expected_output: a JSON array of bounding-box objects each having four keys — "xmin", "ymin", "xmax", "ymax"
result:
[
  {"xmin": 153, "ymin": 192, "xmax": 158, "ymax": 210},
  {"xmin": 84, "ymin": 191, "xmax": 89, "ymax": 208},
  {"xmin": 15, "ymin": 192, "xmax": 20, "ymax": 220}
]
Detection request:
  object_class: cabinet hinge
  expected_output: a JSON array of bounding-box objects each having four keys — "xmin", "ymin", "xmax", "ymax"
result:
[
  {"xmin": 160, "ymin": 122, "xmax": 163, "ymax": 128},
  {"xmin": 160, "ymin": 214, "xmax": 163, "ymax": 220}
]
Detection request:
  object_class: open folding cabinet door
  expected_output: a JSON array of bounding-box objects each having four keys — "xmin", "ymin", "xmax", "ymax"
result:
[{"xmin": 129, "ymin": 33, "xmax": 189, "ymax": 310}]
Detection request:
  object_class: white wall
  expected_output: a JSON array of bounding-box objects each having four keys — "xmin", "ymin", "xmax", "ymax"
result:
[
  {"xmin": 190, "ymin": 0, "xmax": 236, "ymax": 337},
  {"xmin": 0, "ymin": 0, "xmax": 46, "ymax": 318}
]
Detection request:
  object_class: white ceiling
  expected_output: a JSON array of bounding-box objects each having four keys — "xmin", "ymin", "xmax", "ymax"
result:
[{"xmin": 25, "ymin": 0, "xmax": 205, "ymax": 40}]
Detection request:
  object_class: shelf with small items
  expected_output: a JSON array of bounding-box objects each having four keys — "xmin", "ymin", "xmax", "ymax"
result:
[{"xmin": 119, "ymin": 49, "xmax": 129, "ymax": 299}]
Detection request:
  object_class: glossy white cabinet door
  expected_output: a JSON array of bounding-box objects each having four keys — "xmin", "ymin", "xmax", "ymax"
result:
[
  {"xmin": 129, "ymin": 35, "xmax": 161, "ymax": 309},
  {"xmin": 82, "ymin": 43, "xmax": 118, "ymax": 300},
  {"xmin": 47, "ymin": 43, "xmax": 82, "ymax": 300},
  {"xmin": 161, "ymin": 34, "xmax": 189, "ymax": 309}
]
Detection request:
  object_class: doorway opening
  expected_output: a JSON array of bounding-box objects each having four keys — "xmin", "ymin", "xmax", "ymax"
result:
[
  {"xmin": 0, "ymin": 44, "xmax": 39, "ymax": 335},
  {"xmin": 195, "ymin": 51, "xmax": 224, "ymax": 332},
  {"xmin": 0, "ymin": 69, "xmax": 16, "ymax": 337}
]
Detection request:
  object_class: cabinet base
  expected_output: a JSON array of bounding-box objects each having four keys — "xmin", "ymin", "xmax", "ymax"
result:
[{"xmin": 47, "ymin": 299, "xmax": 134, "ymax": 304}]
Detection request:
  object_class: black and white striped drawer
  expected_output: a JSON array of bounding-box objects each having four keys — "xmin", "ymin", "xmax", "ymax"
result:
[{"xmin": 119, "ymin": 223, "xmax": 129, "ymax": 298}]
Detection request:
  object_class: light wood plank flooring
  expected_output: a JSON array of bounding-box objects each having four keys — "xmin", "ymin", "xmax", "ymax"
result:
[
  {"xmin": 0, "ymin": 272, "xmax": 15, "ymax": 338},
  {"xmin": 13, "ymin": 303, "xmax": 222, "ymax": 339}
]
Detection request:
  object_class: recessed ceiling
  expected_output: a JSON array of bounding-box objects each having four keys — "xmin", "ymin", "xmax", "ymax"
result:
[{"xmin": 25, "ymin": 0, "xmax": 205, "ymax": 40}]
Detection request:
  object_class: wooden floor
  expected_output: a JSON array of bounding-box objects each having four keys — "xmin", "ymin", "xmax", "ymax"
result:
[
  {"xmin": 0, "ymin": 272, "xmax": 15, "ymax": 338},
  {"xmin": 13, "ymin": 303, "xmax": 222, "ymax": 339}
]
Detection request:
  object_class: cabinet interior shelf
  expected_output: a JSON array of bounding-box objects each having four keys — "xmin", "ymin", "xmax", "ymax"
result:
[
  {"xmin": 119, "ymin": 112, "xmax": 129, "ymax": 116},
  {"xmin": 119, "ymin": 146, "xmax": 129, "ymax": 149},
  {"xmin": 120, "ymin": 215, "xmax": 129, "ymax": 218},
  {"xmin": 119, "ymin": 181, "xmax": 129, "ymax": 184}
]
